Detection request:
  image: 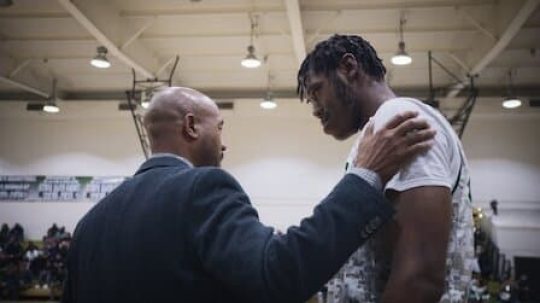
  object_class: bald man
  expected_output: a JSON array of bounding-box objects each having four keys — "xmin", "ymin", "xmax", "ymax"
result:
[{"xmin": 62, "ymin": 87, "xmax": 435, "ymax": 303}]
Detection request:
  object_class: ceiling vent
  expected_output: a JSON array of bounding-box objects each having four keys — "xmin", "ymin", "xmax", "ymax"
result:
[
  {"xmin": 217, "ymin": 102, "xmax": 234, "ymax": 110},
  {"xmin": 529, "ymin": 99, "xmax": 540, "ymax": 107}
]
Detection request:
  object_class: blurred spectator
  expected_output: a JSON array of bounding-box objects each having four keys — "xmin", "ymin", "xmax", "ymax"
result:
[
  {"xmin": 9, "ymin": 223, "xmax": 24, "ymax": 243},
  {"xmin": 0, "ymin": 223, "xmax": 71, "ymax": 299},
  {"xmin": 499, "ymin": 276, "xmax": 515, "ymax": 303},
  {"xmin": 0, "ymin": 224, "xmax": 9, "ymax": 247},
  {"xmin": 24, "ymin": 242, "xmax": 41, "ymax": 262},
  {"xmin": 518, "ymin": 274, "xmax": 531, "ymax": 302},
  {"xmin": 490, "ymin": 199, "xmax": 499, "ymax": 216},
  {"xmin": 4, "ymin": 237, "xmax": 23, "ymax": 261},
  {"xmin": 47, "ymin": 224, "xmax": 59, "ymax": 239}
]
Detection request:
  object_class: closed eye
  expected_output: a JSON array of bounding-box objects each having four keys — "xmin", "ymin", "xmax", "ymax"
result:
[{"xmin": 307, "ymin": 90, "xmax": 320, "ymax": 105}]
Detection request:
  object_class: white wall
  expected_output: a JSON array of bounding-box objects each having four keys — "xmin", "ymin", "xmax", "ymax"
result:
[
  {"xmin": 1, "ymin": 99, "xmax": 539, "ymax": 258},
  {"xmin": 0, "ymin": 101, "xmax": 144, "ymax": 239},
  {"xmin": 461, "ymin": 112, "xmax": 540, "ymax": 261},
  {"xmin": 463, "ymin": 113, "xmax": 540, "ymax": 205}
]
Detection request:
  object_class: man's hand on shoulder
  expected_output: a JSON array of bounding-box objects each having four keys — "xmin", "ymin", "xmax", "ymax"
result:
[{"xmin": 354, "ymin": 111, "xmax": 436, "ymax": 184}]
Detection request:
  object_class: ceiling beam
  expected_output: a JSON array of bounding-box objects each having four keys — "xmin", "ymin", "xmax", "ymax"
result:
[
  {"xmin": 446, "ymin": 0, "xmax": 540, "ymax": 98},
  {"xmin": 8, "ymin": 59, "xmax": 32, "ymax": 78},
  {"xmin": 302, "ymin": 0, "xmax": 496, "ymax": 11},
  {"xmin": 455, "ymin": 6, "xmax": 497, "ymax": 42},
  {"xmin": 306, "ymin": 11, "xmax": 342, "ymax": 46},
  {"xmin": 120, "ymin": 17, "xmax": 156, "ymax": 51},
  {"xmin": 119, "ymin": 3, "xmax": 284, "ymax": 16},
  {"xmin": 56, "ymin": 0, "xmax": 157, "ymax": 79},
  {"xmin": 0, "ymin": 53, "xmax": 52, "ymax": 99},
  {"xmin": 156, "ymin": 56, "xmax": 179, "ymax": 77},
  {"xmin": 1, "ymin": 27, "xmax": 493, "ymax": 42},
  {"xmin": 117, "ymin": 0, "xmax": 495, "ymax": 17},
  {"xmin": 284, "ymin": 0, "xmax": 307, "ymax": 65},
  {"xmin": 445, "ymin": 52, "xmax": 470, "ymax": 73},
  {"xmin": 0, "ymin": 77, "xmax": 50, "ymax": 99},
  {"xmin": 2, "ymin": 85, "xmax": 540, "ymax": 102}
]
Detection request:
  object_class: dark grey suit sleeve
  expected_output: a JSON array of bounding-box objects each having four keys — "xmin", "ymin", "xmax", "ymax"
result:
[{"xmin": 188, "ymin": 168, "xmax": 394, "ymax": 303}]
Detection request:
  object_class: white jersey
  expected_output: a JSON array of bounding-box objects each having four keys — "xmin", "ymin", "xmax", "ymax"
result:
[{"xmin": 326, "ymin": 97, "xmax": 475, "ymax": 303}]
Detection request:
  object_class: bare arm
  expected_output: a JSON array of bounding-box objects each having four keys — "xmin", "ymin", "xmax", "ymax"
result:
[{"xmin": 381, "ymin": 186, "xmax": 452, "ymax": 303}]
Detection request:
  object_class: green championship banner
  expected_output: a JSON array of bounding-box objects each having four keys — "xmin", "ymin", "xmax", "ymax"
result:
[{"xmin": 0, "ymin": 176, "xmax": 127, "ymax": 202}]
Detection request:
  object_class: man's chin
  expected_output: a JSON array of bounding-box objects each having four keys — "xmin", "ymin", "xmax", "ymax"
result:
[
  {"xmin": 332, "ymin": 133, "xmax": 350, "ymax": 141},
  {"xmin": 322, "ymin": 124, "xmax": 354, "ymax": 141},
  {"xmin": 329, "ymin": 129, "xmax": 357, "ymax": 141}
]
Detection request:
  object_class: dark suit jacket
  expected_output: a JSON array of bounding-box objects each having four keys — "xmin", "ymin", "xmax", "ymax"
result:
[{"xmin": 62, "ymin": 156, "xmax": 393, "ymax": 303}]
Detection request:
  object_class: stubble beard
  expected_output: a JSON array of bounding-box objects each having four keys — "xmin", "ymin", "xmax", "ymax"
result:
[{"xmin": 332, "ymin": 75, "xmax": 364, "ymax": 138}]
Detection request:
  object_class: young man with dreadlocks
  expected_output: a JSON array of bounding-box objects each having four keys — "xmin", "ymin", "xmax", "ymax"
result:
[{"xmin": 297, "ymin": 34, "xmax": 474, "ymax": 303}]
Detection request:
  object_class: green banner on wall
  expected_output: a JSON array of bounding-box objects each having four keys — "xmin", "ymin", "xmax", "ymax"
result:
[{"xmin": 0, "ymin": 175, "xmax": 127, "ymax": 202}]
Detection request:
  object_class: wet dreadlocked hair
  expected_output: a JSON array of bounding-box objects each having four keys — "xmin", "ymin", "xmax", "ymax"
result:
[{"xmin": 297, "ymin": 34, "xmax": 386, "ymax": 101}]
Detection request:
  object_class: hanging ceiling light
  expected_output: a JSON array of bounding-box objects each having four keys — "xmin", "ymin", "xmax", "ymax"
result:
[
  {"xmin": 141, "ymin": 100, "xmax": 150, "ymax": 109},
  {"xmin": 43, "ymin": 103, "xmax": 60, "ymax": 113},
  {"xmin": 90, "ymin": 46, "xmax": 111, "ymax": 69},
  {"xmin": 392, "ymin": 41, "xmax": 412, "ymax": 65},
  {"xmin": 391, "ymin": 14, "xmax": 412, "ymax": 66},
  {"xmin": 502, "ymin": 70, "xmax": 522, "ymax": 109},
  {"xmin": 502, "ymin": 98, "xmax": 522, "ymax": 109},
  {"xmin": 241, "ymin": 45, "xmax": 261, "ymax": 68},
  {"xmin": 43, "ymin": 78, "xmax": 60, "ymax": 114},
  {"xmin": 260, "ymin": 100, "xmax": 277, "ymax": 109},
  {"xmin": 141, "ymin": 89, "xmax": 152, "ymax": 109},
  {"xmin": 260, "ymin": 73, "xmax": 277, "ymax": 109},
  {"xmin": 241, "ymin": 14, "xmax": 261, "ymax": 69},
  {"xmin": 260, "ymin": 93, "xmax": 277, "ymax": 109}
]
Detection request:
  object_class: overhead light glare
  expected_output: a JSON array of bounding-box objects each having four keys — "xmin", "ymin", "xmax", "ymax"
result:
[
  {"xmin": 391, "ymin": 15, "xmax": 412, "ymax": 66},
  {"xmin": 241, "ymin": 45, "xmax": 261, "ymax": 68},
  {"xmin": 43, "ymin": 103, "xmax": 60, "ymax": 113},
  {"xmin": 260, "ymin": 99, "xmax": 277, "ymax": 110},
  {"xmin": 502, "ymin": 71, "xmax": 522, "ymax": 109},
  {"xmin": 241, "ymin": 14, "xmax": 262, "ymax": 69},
  {"xmin": 391, "ymin": 42, "xmax": 412, "ymax": 65},
  {"xmin": 260, "ymin": 90, "xmax": 277, "ymax": 110},
  {"xmin": 90, "ymin": 46, "xmax": 111, "ymax": 69},
  {"xmin": 502, "ymin": 98, "xmax": 522, "ymax": 109}
]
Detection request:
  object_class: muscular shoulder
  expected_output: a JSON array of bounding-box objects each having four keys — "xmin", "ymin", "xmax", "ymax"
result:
[
  {"xmin": 372, "ymin": 98, "xmax": 436, "ymax": 131},
  {"xmin": 372, "ymin": 98, "xmax": 460, "ymax": 192}
]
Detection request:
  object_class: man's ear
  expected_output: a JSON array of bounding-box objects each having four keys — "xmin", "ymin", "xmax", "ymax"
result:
[
  {"xmin": 337, "ymin": 53, "xmax": 360, "ymax": 82},
  {"xmin": 183, "ymin": 113, "xmax": 199, "ymax": 140}
]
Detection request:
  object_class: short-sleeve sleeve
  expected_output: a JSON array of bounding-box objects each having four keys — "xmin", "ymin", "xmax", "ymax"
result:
[{"xmin": 370, "ymin": 98, "xmax": 457, "ymax": 193}]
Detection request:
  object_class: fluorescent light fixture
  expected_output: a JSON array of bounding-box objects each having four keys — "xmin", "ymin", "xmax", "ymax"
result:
[
  {"xmin": 391, "ymin": 41, "xmax": 412, "ymax": 65},
  {"xmin": 141, "ymin": 101, "xmax": 150, "ymax": 109},
  {"xmin": 90, "ymin": 46, "xmax": 111, "ymax": 69},
  {"xmin": 241, "ymin": 45, "xmax": 261, "ymax": 68},
  {"xmin": 502, "ymin": 98, "xmax": 522, "ymax": 109},
  {"xmin": 43, "ymin": 103, "xmax": 60, "ymax": 113}
]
